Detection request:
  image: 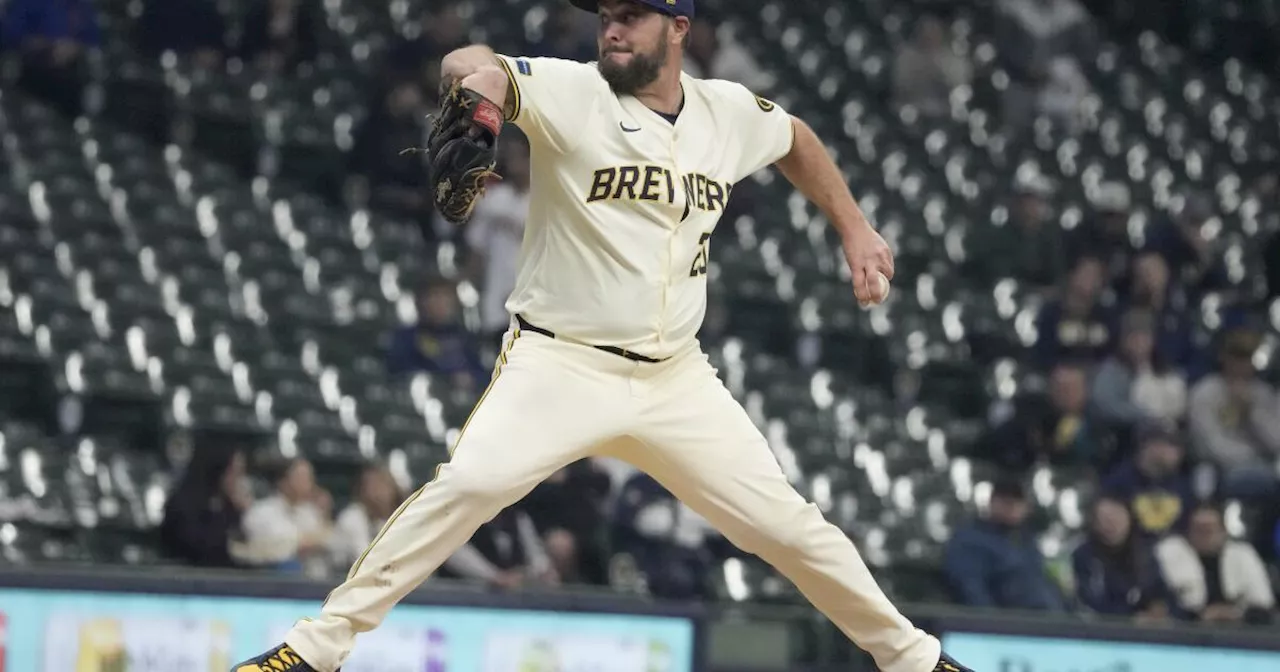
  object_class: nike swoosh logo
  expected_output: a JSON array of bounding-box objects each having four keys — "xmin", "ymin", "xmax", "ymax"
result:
[{"xmin": 620, "ymin": 123, "xmax": 642, "ymax": 133}]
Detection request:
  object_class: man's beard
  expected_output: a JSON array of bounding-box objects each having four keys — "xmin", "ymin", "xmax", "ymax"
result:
[{"xmin": 599, "ymin": 36, "xmax": 668, "ymax": 95}]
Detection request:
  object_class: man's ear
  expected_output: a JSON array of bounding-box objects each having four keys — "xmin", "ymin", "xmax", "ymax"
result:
[{"xmin": 674, "ymin": 17, "xmax": 692, "ymax": 47}]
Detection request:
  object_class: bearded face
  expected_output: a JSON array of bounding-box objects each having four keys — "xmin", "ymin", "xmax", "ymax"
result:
[{"xmin": 597, "ymin": 11, "xmax": 671, "ymax": 95}]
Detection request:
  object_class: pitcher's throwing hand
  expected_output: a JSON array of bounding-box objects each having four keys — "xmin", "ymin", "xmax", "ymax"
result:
[{"xmin": 842, "ymin": 224, "xmax": 894, "ymax": 307}]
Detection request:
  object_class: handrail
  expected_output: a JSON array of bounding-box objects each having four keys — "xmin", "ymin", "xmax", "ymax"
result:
[{"xmin": 0, "ymin": 562, "xmax": 705, "ymax": 619}]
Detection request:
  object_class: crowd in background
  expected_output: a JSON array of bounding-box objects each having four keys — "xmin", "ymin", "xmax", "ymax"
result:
[{"xmin": 2, "ymin": 0, "xmax": 1279, "ymax": 627}]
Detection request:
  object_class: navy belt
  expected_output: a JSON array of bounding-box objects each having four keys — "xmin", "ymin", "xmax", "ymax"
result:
[{"xmin": 515, "ymin": 315, "xmax": 669, "ymax": 363}]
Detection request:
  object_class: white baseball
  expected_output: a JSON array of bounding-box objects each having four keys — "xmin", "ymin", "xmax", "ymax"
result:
[
  {"xmin": 861, "ymin": 271, "xmax": 890, "ymax": 307},
  {"xmin": 876, "ymin": 271, "xmax": 890, "ymax": 301}
]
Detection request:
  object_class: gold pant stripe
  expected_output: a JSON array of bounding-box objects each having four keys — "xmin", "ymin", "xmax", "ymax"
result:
[
  {"xmin": 341, "ymin": 330, "xmax": 521, "ymax": 581},
  {"xmin": 453, "ymin": 329, "xmax": 520, "ymax": 456},
  {"xmin": 343, "ymin": 465, "xmax": 442, "ymax": 581}
]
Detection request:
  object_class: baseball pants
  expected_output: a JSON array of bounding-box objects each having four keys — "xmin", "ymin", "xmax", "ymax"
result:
[{"xmin": 285, "ymin": 324, "xmax": 941, "ymax": 672}]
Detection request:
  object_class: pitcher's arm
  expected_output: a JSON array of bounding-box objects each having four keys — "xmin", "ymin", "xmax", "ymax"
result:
[{"xmin": 441, "ymin": 44, "xmax": 512, "ymax": 116}]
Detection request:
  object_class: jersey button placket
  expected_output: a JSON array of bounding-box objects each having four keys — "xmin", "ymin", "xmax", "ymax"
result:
[{"xmin": 656, "ymin": 127, "xmax": 682, "ymax": 355}]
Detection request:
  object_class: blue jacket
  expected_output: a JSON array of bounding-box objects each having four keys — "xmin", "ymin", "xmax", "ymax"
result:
[
  {"xmin": 944, "ymin": 520, "xmax": 1066, "ymax": 611},
  {"xmin": 1034, "ymin": 299, "xmax": 1114, "ymax": 369},
  {"xmin": 1071, "ymin": 539, "xmax": 1172, "ymax": 616},
  {"xmin": 2, "ymin": 0, "xmax": 100, "ymax": 48},
  {"xmin": 1101, "ymin": 460, "xmax": 1195, "ymax": 537},
  {"xmin": 386, "ymin": 323, "xmax": 488, "ymax": 383}
]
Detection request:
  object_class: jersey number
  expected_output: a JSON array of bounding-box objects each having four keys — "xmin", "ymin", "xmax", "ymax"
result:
[{"xmin": 690, "ymin": 233, "xmax": 711, "ymax": 277}]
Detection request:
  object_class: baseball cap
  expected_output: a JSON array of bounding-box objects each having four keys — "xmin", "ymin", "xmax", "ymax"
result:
[{"xmin": 568, "ymin": 0, "xmax": 695, "ymax": 19}]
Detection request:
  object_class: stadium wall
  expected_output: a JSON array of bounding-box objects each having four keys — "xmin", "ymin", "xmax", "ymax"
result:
[{"xmin": 1, "ymin": 566, "xmax": 1278, "ymax": 671}]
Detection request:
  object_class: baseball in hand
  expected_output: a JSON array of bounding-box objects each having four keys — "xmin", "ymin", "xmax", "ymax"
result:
[{"xmin": 861, "ymin": 272, "xmax": 891, "ymax": 307}]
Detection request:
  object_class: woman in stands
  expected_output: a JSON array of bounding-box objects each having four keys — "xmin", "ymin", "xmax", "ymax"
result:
[
  {"xmin": 1071, "ymin": 495, "xmax": 1174, "ymax": 620},
  {"xmin": 329, "ymin": 463, "xmax": 403, "ymax": 570},
  {"xmin": 159, "ymin": 443, "xmax": 253, "ymax": 568}
]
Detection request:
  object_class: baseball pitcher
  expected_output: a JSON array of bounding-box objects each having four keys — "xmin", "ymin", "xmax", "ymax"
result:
[{"xmin": 234, "ymin": 1, "xmax": 975, "ymax": 671}]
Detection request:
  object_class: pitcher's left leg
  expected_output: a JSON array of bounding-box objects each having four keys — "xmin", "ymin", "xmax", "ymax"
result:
[{"xmin": 626, "ymin": 354, "xmax": 942, "ymax": 672}]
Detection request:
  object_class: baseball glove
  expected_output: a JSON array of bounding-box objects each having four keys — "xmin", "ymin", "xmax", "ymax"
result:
[{"xmin": 421, "ymin": 82, "xmax": 504, "ymax": 224}]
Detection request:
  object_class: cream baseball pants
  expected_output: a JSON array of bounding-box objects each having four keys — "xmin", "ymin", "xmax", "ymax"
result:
[{"xmin": 286, "ymin": 326, "xmax": 940, "ymax": 672}]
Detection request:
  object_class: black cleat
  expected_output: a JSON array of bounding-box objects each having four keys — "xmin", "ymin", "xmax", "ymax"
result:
[
  {"xmin": 935, "ymin": 652, "xmax": 975, "ymax": 672},
  {"xmin": 230, "ymin": 643, "xmax": 329, "ymax": 672}
]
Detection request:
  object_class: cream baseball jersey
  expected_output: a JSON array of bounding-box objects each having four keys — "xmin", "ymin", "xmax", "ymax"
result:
[{"xmin": 494, "ymin": 54, "xmax": 795, "ymax": 358}]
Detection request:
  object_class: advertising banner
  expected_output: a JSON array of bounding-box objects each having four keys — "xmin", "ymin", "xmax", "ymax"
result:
[
  {"xmin": 942, "ymin": 631, "xmax": 1280, "ymax": 672},
  {"xmin": 265, "ymin": 622, "xmax": 448, "ymax": 672},
  {"xmin": 43, "ymin": 614, "xmax": 232, "ymax": 672},
  {"xmin": 0, "ymin": 588, "xmax": 695, "ymax": 672},
  {"xmin": 481, "ymin": 632, "xmax": 675, "ymax": 672}
]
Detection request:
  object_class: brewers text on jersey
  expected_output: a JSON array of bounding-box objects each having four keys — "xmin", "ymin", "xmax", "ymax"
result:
[{"xmin": 586, "ymin": 164, "xmax": 732, "ymax": 216}]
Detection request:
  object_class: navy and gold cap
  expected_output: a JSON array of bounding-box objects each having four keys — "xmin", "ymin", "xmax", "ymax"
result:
[{"xmin": 568, "ymin": 0, "xmax": 695, "ymax": 19}]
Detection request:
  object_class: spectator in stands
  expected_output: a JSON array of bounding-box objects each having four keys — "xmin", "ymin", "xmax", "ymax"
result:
[
  {"xmin": 1101, "ymin": 424, "xmax": 1195, "ymax": 538},
  {"xmin": 522, "ymin": 460, "xmax": 614, "ymax": 585},
  {"xmin": 682, "ymin": 22, "xmax": 774, "ymax": 93},
  {"xmin": 994, "ymin": 0, "xmax": 1094, "ymax": 131},
  {"xmin": 996, "ymin": 0, "xmax": 1092, "ymax": 70},
  {"xmin": 967, "ymin": 176, "xmax": 1065, "ymax": 288},
  {"xmin": 944, "ymin": 475, "xmax": 1066, "ymax": 611},
  {"xmin": 1069, "ymin": 183, "xmax": 1134, "ymax": 284},
  {"xmin": 389, "ymin": 3, "xmax": 468, "ymax": 80},
  {"xmin": 387, "ymin": 277, "xmax": 488, "ymax": 391},
  {"xmin": 466, "ymin": 136, "xmax": 531, "ymax": 344},
  {"xmin": 526, "ymin": 3, "xmax": 595, "ymax": 62},
  {"xmin": 443, "ymin": 507, "xmax": 559, "ymax": 591},
  {"xmin": 1146, "ymin": 194, "xmax": 1221, "ymax": 294},
  {"xmin": 1072, "ymin": 495, "xmax": 1173, "ymax": 619},
  {"xmin": 136, "ymin": 0, "xmax": 226, "ymax": 69},
  {"xmin": 614, "ymin": 471, "xmax": 721, "ymax": 600},
  {"xmin": 1156, "ymin": 503, "xmax": 1276, "ymax": 624},
  {"xmin": 329, "ymin": 463, "xmax": 404, "ymax": 569},
  {"xmin": 892, "ymin": 15, "xmax": 971, "ymax": 118},
  {"xmin": 1, "ymin": 0, "xmax": 100, "ymax": 118},
  {"xmin": 159, "ymin": 444, "xmax": 252, "ymax": 568},
  {"xmin": 350, "ymin": 78, "xmax": 432, "ymax": 221},
  {"xmin": 241, "ymin": 458, "xmax": 334, "ymax": 578},
  {"xmin": 1188, "ymin": 322, "xmax": 1280, "ymax": 499},
  {"xmin": 981, "ymin": 360, "xmax": 1111, "ymax": 472},
  {"xmin": 1037, "ymin": 56, "xmax": 1090, "ymax": 133},
  {"xmin": 1034, "ymin": 255, "xmax": 1113, "ymax": 369},
  {"xmin": 239, "ymin": 0, "xmax": 318, "ymax": 73},
  {"xmin": 1091, "ymin": 309, "xmax": 1188, "ymax": 430},
  {"xmin": 1119, "ymin": 252, "xmax": 1195, "ymax": 369}
]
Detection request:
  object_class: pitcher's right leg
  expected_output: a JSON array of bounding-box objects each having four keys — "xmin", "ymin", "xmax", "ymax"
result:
[{"xmin": 242, "ymin": 331, "xmax": 628, "ymax": 672}]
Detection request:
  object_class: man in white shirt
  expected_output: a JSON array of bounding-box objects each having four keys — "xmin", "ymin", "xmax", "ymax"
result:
[
  {"xmin": 1156, "ymin": 503, "xmax": 1276, "ymax": 622},
  {"xmin": 466, "ymin": 136, "xmax": 532, "ymax": 341},
  {"xmin": 236, "ymin": 2, "xmax": 966, "ymax": 671}
]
